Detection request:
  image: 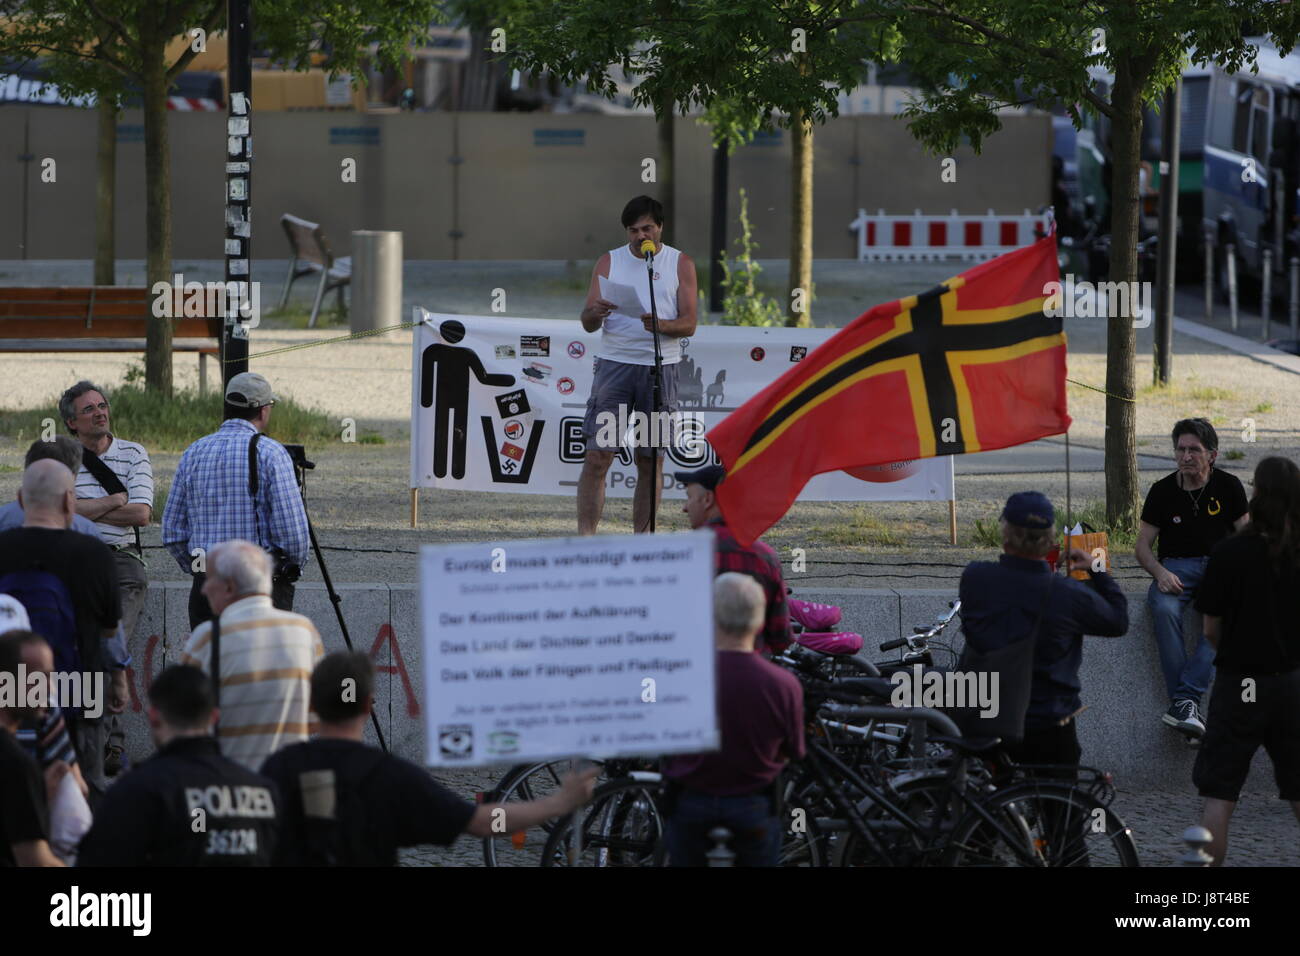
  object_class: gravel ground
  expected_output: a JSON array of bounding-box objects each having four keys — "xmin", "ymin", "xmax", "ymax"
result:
[{"xmin": 3, "ymin": 259, "xmax": 1297, "ymax": 593}]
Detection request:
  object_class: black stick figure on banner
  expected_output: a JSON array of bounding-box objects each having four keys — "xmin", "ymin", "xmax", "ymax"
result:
[{"xmin": 420, "ymin": 319, "xmax": 514, "ymax": 479}]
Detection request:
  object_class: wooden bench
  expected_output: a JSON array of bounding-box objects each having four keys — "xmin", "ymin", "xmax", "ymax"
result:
[
  {"xmin": 279, "ymin": 214, "xmax": 351, "ymax": 328},
  {"xmin": 0, "ymin": 287, "xmax": 222, "ymax": 394}
]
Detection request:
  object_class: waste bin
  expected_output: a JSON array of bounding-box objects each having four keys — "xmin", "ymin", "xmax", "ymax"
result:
[{"xmin": 350, "ymin": 230, "xmax": 402, "ymax": 333}]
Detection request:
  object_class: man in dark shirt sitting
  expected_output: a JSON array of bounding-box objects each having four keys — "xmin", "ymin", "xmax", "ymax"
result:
[
  {"xmin": 261, "ymin": 651, "xmax": 598, "ymax": 866},
  {"xmin": 1135, "ymin": 418, "xmax": 1248, "ymax": 740},
  {"xmin": 960, "ymin": 491, "xmax": 1128, "ymax": 769},
  {"xmin": 1193, "ymin": 456, "xmax": 1300, "ymax": 865},
  {"xmin": 662, "ymin": 572, "xmax": 805, "ymax": 867},
  {"xmin": 676, "ymin": 465, "xmax": 793, "ymax": 653}
]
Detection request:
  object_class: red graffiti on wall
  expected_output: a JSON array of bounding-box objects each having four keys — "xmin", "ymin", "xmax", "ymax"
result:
[
  {"xmin": 370, "ymin": 623, "xmax": 420, "ymax": 717},
  {"xmin": 125, "ymin": 633, "xmax": 161, "ymax": 712}
]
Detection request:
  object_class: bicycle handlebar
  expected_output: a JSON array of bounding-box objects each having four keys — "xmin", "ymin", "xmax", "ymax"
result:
[{"xmin": 819, "ymin": 701, "xmax": 962, "ymax": 738}]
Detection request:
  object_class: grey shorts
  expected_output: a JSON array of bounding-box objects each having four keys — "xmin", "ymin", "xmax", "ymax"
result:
[{"xmin": 582, "ymin": 358, "xmax": 679, "ymax": 458}]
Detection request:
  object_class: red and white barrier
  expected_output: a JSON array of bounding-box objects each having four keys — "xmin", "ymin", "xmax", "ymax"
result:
[
  {"xmin": 166, "ymin": 96, "xmax": 222, "ymax": 111},
  {"xmin": 848, "ymin": 208, "xmax": 1052, "ymax": 261}
]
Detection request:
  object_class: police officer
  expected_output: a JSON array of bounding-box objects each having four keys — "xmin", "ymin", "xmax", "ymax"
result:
[{"xmin": 77, "ymin": 666, "xmax": 280, "ymax": 866}]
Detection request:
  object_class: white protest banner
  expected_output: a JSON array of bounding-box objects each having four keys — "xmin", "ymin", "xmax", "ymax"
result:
[
  {"xmin": 409, "ymin": 309, "xmax": 955, "ymax": 502},
  {"xmin": 420, "ymin": 531, "xmax": 718, "ymax": 767}
]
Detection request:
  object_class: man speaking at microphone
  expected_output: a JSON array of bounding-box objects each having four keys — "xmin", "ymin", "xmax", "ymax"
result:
[{"xmin": 577, "ymin": 195, "xmax": 698, "ymax": 534}]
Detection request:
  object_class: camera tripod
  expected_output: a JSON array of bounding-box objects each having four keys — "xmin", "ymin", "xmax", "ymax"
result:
[{"xmin": 284, "ymin": 444, "xmax": 389, "ymax": 752}]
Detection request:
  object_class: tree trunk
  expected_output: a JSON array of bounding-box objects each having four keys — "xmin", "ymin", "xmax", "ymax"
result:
[
  {"xmin": 657, "ymin": 87, "xmax": 674, "ymax": 244},
  {"xmin": 142, "ymin": 46, "xmax": 173, "ymax": 396},
  {"xmin": 1103, "ymin": 58, "xmax": 1148, "ymax": 531},
  {"xmin": 94, "ymin": 95, "xmax": 116, "ymax": 286},
  {"xmin": 787, "ymin": 107, "xmax": 813, "ymax": 327}
]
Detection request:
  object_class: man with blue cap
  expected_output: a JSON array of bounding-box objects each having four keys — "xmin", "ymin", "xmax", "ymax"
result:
[{"xmin": 958, "ymin": 491, "xmax": 1129, "ymax": 769}]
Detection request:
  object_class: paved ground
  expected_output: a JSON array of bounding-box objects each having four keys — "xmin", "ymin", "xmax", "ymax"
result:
[{"xmin": 392, "ymin": 765, "xmax": 1300, "ymax": 867}]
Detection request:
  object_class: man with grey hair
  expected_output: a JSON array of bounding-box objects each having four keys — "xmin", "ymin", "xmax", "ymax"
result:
[
  {"xmin": 1136, "ymin": 418, "xmax": 1248, "ymax": 741},
  {"xmin": 0, "ymin": 460, "xmax": 127, "ymax": 803},
  {"xmin": 179, "ymin": 539, "xmax": 324, "ymax": 771},
  {"xmin": 59, "ymin": 380, "xmax": 153, "ymax": 776},
  {"xmin": 661, "ymin": 572, "xmax": 804, "ymax": 866}
]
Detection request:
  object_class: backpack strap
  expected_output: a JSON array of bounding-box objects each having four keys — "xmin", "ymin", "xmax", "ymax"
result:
[
  {"xmin": 247, "ymin": 432, "xmax": 264, "ymax": 548},
  {"xmin": 81, "ymin": 446, "xmax": 142, "ymax": 553}
]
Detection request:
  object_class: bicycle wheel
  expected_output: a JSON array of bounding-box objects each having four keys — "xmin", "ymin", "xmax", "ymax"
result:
[
  {"xmin": 540, "ymin": 778, "xmax": 667, "ymax": 867},
  {"xmin": 943, "ymin": 781, "xmax": 1140, "ymax": 867},
  {"xmin": 833, "ymin": 773, "xmax": 957, "ymax": 867},
  {"xmin": 482, "ymin": 760, "xmax": 580, "ymax": 867},
  {"xmin": 778, "ymin": 799, "xmax": 824, "ymax": 867}
]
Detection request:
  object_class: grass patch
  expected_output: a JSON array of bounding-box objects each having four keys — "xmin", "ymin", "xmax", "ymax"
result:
[
  {"xmin": 810, "ymin": 505, "xmax": 905, "ymax": 546},
  {"xmin": 971, "ymin": 499, "xmax": 1138, "ymax": 553},
  {"xmin": 1250, "ymin": 402, "xmax": 1273, "ymax": 414},
  {"xmin": 1063, "ymin": 499, "xmax": 1138, "ymax": 551},
  {"xmin": 0, "ymin": 464, "xmax": 20, "ymax": 473},
  {"xmin": 259, "ymin": 305, "xmax": 348, "ymax": 330},
  {"xmin": 358, "ymin": 433, "xmax": 386, "ymax": 445},
  {"xmin": 971, "ymin": 517, "xmax": 1002, "ymax": 548},
  {"xmin": 0, "ymin": 383, "xmax": 339, "ymax": 453},
  {"xmin": 1137, "ymin": 380, "xmax": 1237, "ymax": 403},
  {"xmin": 1224, "ymin": 449, "xmax": 1245, "ymax": 460}
]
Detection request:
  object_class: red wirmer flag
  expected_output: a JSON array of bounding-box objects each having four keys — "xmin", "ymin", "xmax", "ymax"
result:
[{"xmin": 707, "ymin": 234, "xmax": 1070, "ymax": 546}]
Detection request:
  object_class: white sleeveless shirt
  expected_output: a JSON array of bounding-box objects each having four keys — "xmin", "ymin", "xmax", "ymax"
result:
[{"xmin": 598, "ymin": 243, "xmax": 682, "ymax": 365}]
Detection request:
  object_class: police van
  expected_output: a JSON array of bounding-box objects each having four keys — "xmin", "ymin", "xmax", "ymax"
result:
[{"xmin": 1194, "ymin": 39, "xmax": 1300, "ymax": 289}]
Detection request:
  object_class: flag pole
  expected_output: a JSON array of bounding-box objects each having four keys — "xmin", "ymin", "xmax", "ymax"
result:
[{"xmin": 1064, "ymin": 428, "xmax": 1073, "ymax": 575}]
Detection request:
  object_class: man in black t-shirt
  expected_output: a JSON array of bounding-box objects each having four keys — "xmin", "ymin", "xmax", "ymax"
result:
[
  {"xmin": 0, "ymin": 631, "xmax": 63, "ymax": 866},
  {"xmin": 1135, "ymin": 419, "xmax": 1248, "ymax": 740},
  {"xmin": 260, "ymin": 652, "xmax": 597, "ymax": 866},
  {"xmin": 0, "ymin": 460, "xmax": 128, "ymax": 801},
  {"xmin": 77, "ymin": 665, "xmax": 281, "ymax": 866},
  {"xmin": 1189, "ymin": 456, "xmax": 1300, "ymax": 865}
]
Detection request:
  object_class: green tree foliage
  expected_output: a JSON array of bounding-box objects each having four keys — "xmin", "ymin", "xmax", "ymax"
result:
[
  {"xmin": 718, "ymin": 189, "xmax": 784, "ymax": 327},
  {"xmin": 0, "ymin": 0, "xmax": 451, "ymax": 395}
]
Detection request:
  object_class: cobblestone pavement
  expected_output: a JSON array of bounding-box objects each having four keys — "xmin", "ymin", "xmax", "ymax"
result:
[{"xmin": 397, "ymin": 767, "xmax": 1299, "ymax": 867}]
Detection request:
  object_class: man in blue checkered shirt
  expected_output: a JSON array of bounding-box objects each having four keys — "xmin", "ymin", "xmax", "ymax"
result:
[{"xmin": 162, "ymin": 372, "xmax": 310, "ymax": 628}]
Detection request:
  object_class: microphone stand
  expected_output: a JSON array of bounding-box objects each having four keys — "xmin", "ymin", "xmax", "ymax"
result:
[{"xmin": 644, "ymin": 245, "xmax": 664, "ymax": 534}]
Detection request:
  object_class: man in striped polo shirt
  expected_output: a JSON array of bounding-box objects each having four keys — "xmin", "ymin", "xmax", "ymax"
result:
[
  {"xmin": 60, "ymin": 381, "xmax": 153, "ymax": 776},
  {"xmin": 179, "ymin": 539, "xmax": 324, "ymax": 771},
  {"xmin": 59, "ymin": 381, "xmax": 153, "ymax": 648}
]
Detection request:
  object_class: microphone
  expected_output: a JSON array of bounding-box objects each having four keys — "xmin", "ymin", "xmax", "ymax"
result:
[{"xmin": 640, "ymin": 239, "xmax": 656, "ymax": 261}]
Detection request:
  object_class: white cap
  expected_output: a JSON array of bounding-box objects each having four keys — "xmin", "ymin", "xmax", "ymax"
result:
[{"xmin": 0, "ymin": 594, "xmax": 31, "ymax": 636}]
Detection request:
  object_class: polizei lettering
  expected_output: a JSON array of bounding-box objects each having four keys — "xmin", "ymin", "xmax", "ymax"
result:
[{"xmin": 184, "ymin": 785, "xmax": 275, "ymax": 819}]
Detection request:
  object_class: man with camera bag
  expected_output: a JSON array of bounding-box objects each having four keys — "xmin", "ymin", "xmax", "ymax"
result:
[{"xmin": 163, "ymin": 372, "xmax": 310, "ymax": 629}]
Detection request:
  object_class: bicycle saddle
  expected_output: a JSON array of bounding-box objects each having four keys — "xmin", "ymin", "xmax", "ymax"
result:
[
  {"xmin": 789, "ymin": 598, "xmax": 842, "ymax": 631},
  {"xmin": 795, "ymin": 630, "xmax": 864, "ymax": 656}
]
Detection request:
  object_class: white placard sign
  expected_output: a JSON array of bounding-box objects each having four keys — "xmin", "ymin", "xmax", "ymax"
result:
[
  {"xmin": 410, "ymin": 309, "xmax": 956, "ymax": 503},
  {"xmin": 421, "ymin": 531, "xmax": 718, "ymax": 767}
]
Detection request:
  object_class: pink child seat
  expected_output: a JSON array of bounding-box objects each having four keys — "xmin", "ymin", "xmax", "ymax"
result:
[
  {"xmin": 795, "ymin": 631, "xmax": 864, "ymax": 656},
  {"xmin": 788, "ymin": 598, "xmax": 842, "ymax": 632}
]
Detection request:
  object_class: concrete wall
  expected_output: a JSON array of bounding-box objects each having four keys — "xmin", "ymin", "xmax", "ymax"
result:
[
  {"xmin": 1, "ymin": 109, "xmax": 1050, "ymax": 261},
  {"xmin": 113, "ymin": 581, "xmax": 1275, "ymax": 794}
]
